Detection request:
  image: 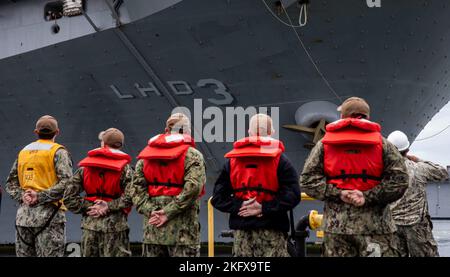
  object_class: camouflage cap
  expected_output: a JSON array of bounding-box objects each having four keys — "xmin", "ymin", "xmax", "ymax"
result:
[
  {"xmin": 35, "ymin": 115, "xmax": 58, "ymax": 134},
  {"xmin": 249, "ymin": 113, "xmax": 274, "ymax": 136},
  {"xmin": 166, "ymin": 113, "xmax": 191, "ymax": 134},
  {"xmin": 99, "ymin": 128, "xmax": 124, "ymax": 148},
  {"xmin": 337, "ymin": 97, "xmax": 370, "ymax": 118}
]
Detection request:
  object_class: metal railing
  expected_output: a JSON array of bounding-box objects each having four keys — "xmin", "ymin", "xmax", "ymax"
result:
[{"xmin": 207, "ymin": 197, "xmax": 215, "ymax": 257}]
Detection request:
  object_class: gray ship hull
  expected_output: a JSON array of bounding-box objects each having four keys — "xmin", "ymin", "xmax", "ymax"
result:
[{"xmin": 1, "ymin": 0, "xmax": 450, "ymax": 250}]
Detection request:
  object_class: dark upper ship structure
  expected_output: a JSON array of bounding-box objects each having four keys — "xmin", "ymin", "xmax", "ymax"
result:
[{"xmin": 1, "ymin": 0, "xmax": 450, "ymax": 254}]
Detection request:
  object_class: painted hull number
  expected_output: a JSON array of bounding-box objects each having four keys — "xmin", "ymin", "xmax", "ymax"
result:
[{"xmin": 110, "ymin": 79, "xmax": 234, "ymax": 106}]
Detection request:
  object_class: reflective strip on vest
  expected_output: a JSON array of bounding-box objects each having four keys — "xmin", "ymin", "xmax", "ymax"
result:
[
  {"xmin": 108, "ymin": 148, "xmax": 128, "ymax": 155},
  {"xmin": 22, "ymin": 142, "xmax": 55, "ymax": 151}
]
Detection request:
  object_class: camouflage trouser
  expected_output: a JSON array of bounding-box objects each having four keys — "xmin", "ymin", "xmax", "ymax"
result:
[
  {"xmin": 323, "ymin": 232, "xmax": 401, "ymax": 257},
  {"xmin": 15, "ymin": 222, "xmax": 65, "ymax": 257},
  {"xmin": 81, "ymin": 229, "xmax": 131, "ymax": 257},
  {"xmin": 233, "ymin": 229, "xmax": 290, "ymax": 257},
  {"xmin": 142, "ymin": 243, "xmax": 200, "ymax": 257},
  {"xmin": 396, "ymin": 217, "xmax": 439, "ymax": 257}
]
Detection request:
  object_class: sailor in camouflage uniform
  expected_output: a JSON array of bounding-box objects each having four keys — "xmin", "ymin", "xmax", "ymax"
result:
[
  {"xmin": 107, "ymin": 113, "xmax": 206, "ymax": 257},
  {"xmin": 5, "ymin": 115, "xmax": 73, "ymax": 257},
  {"xmin": 387, "ymin": 130, "xmax": 449, "ymax": 257},
  {"xmin": 212, "ymin": 114, "xmax": 300, "ymax": 257},
  {"xmin": 64, "ymin": 128, "xmax": 133, "ymax": 257},
  {"xmin": 300, "ymin": 97, "xmax": 409, "ymax": 257}
]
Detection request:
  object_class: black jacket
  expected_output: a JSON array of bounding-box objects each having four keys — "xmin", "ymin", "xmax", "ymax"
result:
[{"xmin": 211, "ymin": 153, "xmax": 300, "ymax": 233}]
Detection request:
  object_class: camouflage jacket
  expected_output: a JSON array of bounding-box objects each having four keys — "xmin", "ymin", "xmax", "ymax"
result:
[
  {"xmin": 63, "ymin": 165, "xmax": 134, "ymax": 232},
  {"xmin": 112, "ymin": 147, "xmax": 206, "ymax": 245},
  {"xmin": 5, "ymin": 148, "xmax": 73, "ymax": 227},
  {"xmin": 300, "ymin": 138, "xmax": 408, "ymax": 235},
  {"xmin": 391, "ymin": 158, "xmax": 449, "ymax": 226}
]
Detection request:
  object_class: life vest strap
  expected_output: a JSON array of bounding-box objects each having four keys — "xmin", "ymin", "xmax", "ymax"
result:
[
  {"xmin": 233, "ymin": 186, "xmax": 277, "ymax": 195},
  {"xmin": 146, "ymin": 181, "xmax": 184, "ymax": 188},
  {"xmin": 85, "ymin": 193, "xmax": 121, "ymax": 200},
  {"xmin": 327, "ymin": 170, "xmax": 382, "ymax": 182}
]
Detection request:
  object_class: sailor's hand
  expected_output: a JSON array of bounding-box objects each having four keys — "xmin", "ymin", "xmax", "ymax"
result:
[
  {"xmin": 86, "ymin": 207, "xmax": 100, "ymax": 217},
  {"xmin": 94, "ymin": 200, "xmax": 109, "ymax": 216},
  {"xmin": 340, "ymin": 190, "xmax": 353, "ymax": 204},
  {"xmin": 407, "ymin": 155, "xmax": 420, "ymax": 163},
  {"xmin": 238, "ymin": 200, "xmax": 262, "ymax": 217},
  {"xmin": 87, "ymin": 206, "xmax": 101, "ymax": 218},
  {"xmin": 87, "ymin": 200, "xmax": 109, "ymax": 218},
  {"xmin": 241, "ymin": 197, "xmax": 256, "ymax": 207},
  {"xmin": 22, "ymin": 193, "xmax": 31, "ymax": 205},
  {"xmin": 348, "ymin": 190, "xmax": 365, "ymax": 207},
  {"xmin": 23, "ymin": 190, "xmax": 38, "ymax": 206},
  {"xmin": 149, "ymin": 210, "xmax": 168, "ymax": 228}
]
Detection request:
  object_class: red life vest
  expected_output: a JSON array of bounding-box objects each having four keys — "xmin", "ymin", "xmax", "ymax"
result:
[
  {"xmin": 78, "ymin": 147, "xmax": 132, "ymax": 214},
  {"xmin": 138, "ymin": 134, "xmax": 202, "ymax": 197},
  {"xmin": 322, "ymin": 118, "xmax": 384, "ymax": 191},
  {"xmin": 225, "ymin": 136, "xmax": 284, "ymax": 203}
]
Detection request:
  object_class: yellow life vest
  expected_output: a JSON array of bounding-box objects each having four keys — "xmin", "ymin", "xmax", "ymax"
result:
[{"xmin": 18, "ymin": 139, "xmax": 66, "ymax": 210}]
